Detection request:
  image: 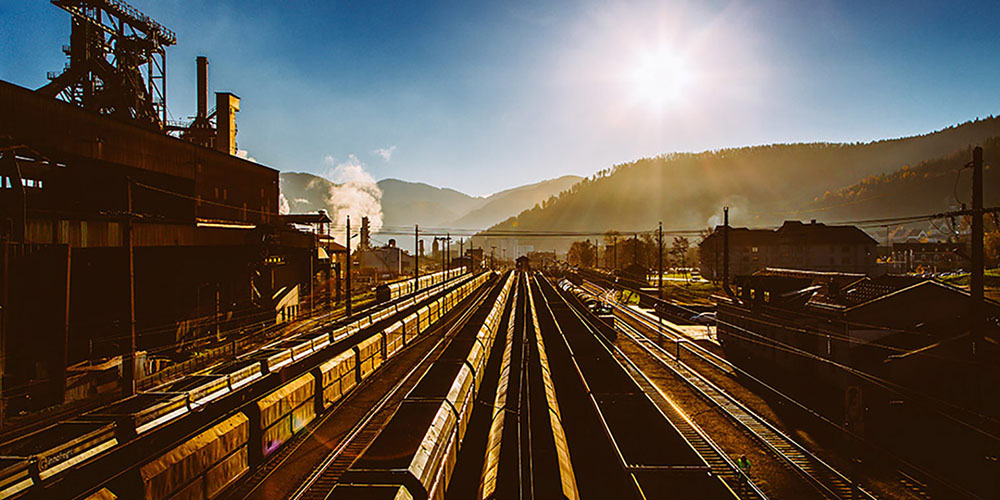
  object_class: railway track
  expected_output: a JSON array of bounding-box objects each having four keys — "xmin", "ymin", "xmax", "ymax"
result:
[
  {"xmin": 582, "ymin": 282, "xmax": 877, "ymax": 500},
  {"xmin": 542, "ymin": 276, "xmax": 766, "ymax": 499},
  {"xmin": 287, "ymin": 275, "xmax": 498, "ymax": 500}
]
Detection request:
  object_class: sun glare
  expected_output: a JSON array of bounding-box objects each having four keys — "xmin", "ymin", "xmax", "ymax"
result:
[{"xmin": 626, "ymin": 47, "xmax": 695, "ymax": 109}]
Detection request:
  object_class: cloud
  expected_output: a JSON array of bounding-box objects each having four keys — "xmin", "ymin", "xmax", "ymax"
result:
[
  {"xmin": 236, "ymin": 149, "xmax": 257, "ymax": 163},
  {"xmin": 320, "ymin": 155, "xmax": 384, "ymax": 247},
  {"xmin": 372, "ymin": 145, "xmax": 397, "ymax": 162}
]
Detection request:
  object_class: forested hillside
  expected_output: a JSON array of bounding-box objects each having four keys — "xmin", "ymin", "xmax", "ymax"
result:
[{"xmin": 477, "ymin": 117, "xmax": 1000, "ymax": 252}]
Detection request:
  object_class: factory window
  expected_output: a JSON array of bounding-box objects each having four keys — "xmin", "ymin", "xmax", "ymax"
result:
[
  {"xmin": 58, "ymin": 220, "xmax": 70, "ymax": 244},
  {"xmin": 763, "ymin": 291, "xmax": 770, "ymax": 302},
  {"xmin": 214, "ymin": 187, "xmax": 219, "ymax": 199},
  {"xmin": 108, "ymin": 222, "xmax": 121, "ymax": 247},
  {"xmin": 223, "ymin": 188, "xmax": 228, "ymax": 201},
  {"xmin": 751, "ymin": 246, "xmax": 758, "ymax": 253}
]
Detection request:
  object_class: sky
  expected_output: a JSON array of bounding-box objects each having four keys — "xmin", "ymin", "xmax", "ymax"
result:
[{"xmin": 2, "ymin": 0, "xmax": 999, "ymax": 196}]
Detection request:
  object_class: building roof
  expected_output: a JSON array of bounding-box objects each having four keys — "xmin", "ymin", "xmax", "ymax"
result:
[
  {"xmin": 773, "ymin": 220, "xmax": 878, "ymax": 245},
  {"xmin": 702, "ymin": 220, "xmax": 878, "ymax": 247},
  {"xmin": 277, "ymin": 213, "xmax": 332, "ymax": 224}
]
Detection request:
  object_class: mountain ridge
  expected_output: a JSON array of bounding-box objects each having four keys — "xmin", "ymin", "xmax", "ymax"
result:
[{"xmin": 472, "ymin": 116, "xmax": 1000, "ymax": 253}]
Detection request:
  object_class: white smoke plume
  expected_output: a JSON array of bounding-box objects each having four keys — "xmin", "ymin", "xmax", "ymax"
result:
[
  {"xmin": 322, "ymin": 154, "xmax": 384, "ymax": 245},
  {"xmin": 278, "ymin": 193, "xmax": 291, "ymax": 215},
  {"xmin": 706, "ymin": 195, "xmax": 751, "ymax": 228}
]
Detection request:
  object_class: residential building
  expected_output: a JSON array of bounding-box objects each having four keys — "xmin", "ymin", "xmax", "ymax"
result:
[{"xmin": 699, "ymin": 220, "xmax": 878, "ymax": 279}]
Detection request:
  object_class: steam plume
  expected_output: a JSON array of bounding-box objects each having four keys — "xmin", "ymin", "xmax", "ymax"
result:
[{"xmin": 321, "ymin": 155, "xmax": 384, "ymax": 245}]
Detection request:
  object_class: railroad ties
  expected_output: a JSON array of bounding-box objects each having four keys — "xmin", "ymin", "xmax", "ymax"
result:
[{"xmin": 578, "ymin": 278, "xmax": 877, "ymax": 500}]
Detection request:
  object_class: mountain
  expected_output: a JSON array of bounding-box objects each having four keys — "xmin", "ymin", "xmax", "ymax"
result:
[
  {"xmin": 279, "ymin": 172, "xmax": 332, "ymax": 214},
  {"xmin": 278, "ymin": 172, "xmax": 583, "ymax": 233},
  {"xmin": 473, "ymin": 117, "xmax": 1000, "ymax": 253},
  {"xmin": 802, "ymin": 137, "xmax": 1000, "ymax": 223},
  {"xmin": 451, "ymin": 175, "xmax": 582, "ymax": 229},
  {"xmin": 377, "ymin": 178, "xmax": 484, "ymax": 229}
]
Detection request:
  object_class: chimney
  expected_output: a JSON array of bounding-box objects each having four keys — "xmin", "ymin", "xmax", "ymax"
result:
[
  {"xmin": 360, "ymin": 216, "xmax": 371, "ymax": 249},
  {"xmin": 215, "ymin": 92, "xmax": 240, "ymax": 155},
  {"xmin": 196, "ymin": 56, "xmax": 209, "ymax": 118}
]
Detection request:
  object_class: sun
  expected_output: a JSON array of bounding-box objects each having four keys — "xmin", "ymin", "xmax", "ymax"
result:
[{"xmin": 625, "ymin": 47, "xmax": 695, "ymax": 109}]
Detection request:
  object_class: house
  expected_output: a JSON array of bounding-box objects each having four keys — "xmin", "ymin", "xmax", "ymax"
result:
[
  {"xmin": 699, "ymin": 220, "xmax": 878, "ymax": 279},
  {"xmin": 527, "ymin": 250, "xmax": 557, "ymax": 269},
  {"xmin": 356, "ymin": 239, "xmax": 415, "ymax": 276},
  {"xmin": 888, "ymin": 241, "xmax": 967, "ymax": 273}
]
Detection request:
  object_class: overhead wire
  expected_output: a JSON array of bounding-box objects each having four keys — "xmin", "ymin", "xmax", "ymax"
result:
[{"xmin": 636, "ymin": 283, "xmax": 1000, "ymax": 440}]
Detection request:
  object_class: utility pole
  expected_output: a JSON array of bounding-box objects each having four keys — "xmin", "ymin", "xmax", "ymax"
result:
[
  {"xmin": 346, "ymin": 215, "xmax": 352, "ymax": 317},
  {"xmin": 613, "ymin": 235, "xmax": 617, "ymax": 272},
  {"xmin": 308, "ymin": 230, "xmax": 314, "ymax": 315},
  {"xmin": 633, "ymin": 232, "xmax": 638, "ymax": 267},
  {"xmin": 414, "ymin": 225, "xmax": 420, "ymax": 290},
  {"xmin": 658, "ymin": 222, "xmax": 663, "ymax": 299},
  {"xmin": 123, "ymin": 178, "xmax": 136, "ymax": 396},
  {"xmin": 459, "ymin": 238, "xmax": 464, "ymax": 268},
  {"xmin": 723, "ymin": 207, "xmax": 731, "ymax": 296},
  {"xmin": 1, "ymin": 238, "xmax": 8, "ymax": 424},
  {"xmin": 971, "ymin": 146, "xmax": 984, "ymax": 357},
  {"xmin": 491, "ymin": 246, "xmax": 496, "ymax": 270},
  {"xmin": 446, "ymin": 232, "xmax": 451, "ymax": 271},
  {"xmin": 658, "ymin": 222, "xmax": 663, "ymax": 341}
]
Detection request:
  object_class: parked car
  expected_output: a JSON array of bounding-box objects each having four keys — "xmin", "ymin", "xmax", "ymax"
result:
[{"xmin": 590, "ymin": 303, "xmax": 614, "ymax": 317}]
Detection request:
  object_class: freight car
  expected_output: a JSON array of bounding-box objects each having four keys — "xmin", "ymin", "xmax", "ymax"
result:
[
  {"xmin": 0, "ymin": 271, "xmax": 487, "ymax": 500},
  {"xmin": 330, "ymin": 272, "xmax": 516, "ymax": 500},
  {"xmin": 375, "ymin": 268, "xmax": 467, "ymax": 303}
]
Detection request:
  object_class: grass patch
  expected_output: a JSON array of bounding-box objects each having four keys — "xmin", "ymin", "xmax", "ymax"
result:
[
  {"xmin": 935, "ymin": 269, "xmax": 1000, "ymax": 288},
  {"xmin": 658, "ymin": 280, "xmax": 722, "ymax": 305}
]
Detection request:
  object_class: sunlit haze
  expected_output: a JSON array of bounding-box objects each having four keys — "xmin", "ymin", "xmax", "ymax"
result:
[{"xmin": 2, "ymin": 0, "xmax": 998, "ymax": 195}]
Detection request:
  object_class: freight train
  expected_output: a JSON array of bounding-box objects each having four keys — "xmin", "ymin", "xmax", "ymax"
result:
[
  {"xmin": 329, "ymin": 271, "xmax": 516, "ymax": 500},
  {"xmin": 0, "ymin": 269, "xmax": 487, "ymax": 500},
  {"xmin": 375, "ymin": 268, "xmax": 467, "ymax": 303}
]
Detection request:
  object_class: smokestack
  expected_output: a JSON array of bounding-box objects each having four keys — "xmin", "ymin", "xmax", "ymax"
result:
[
  {"xmin": 196, "ymin": 56, "xmax": 209, "ymax": 118},
  {"xmin": 215, "ymin": 92, "xmax": 240, "ymax": 155}
]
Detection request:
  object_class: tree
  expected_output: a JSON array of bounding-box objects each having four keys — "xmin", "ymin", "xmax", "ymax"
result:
[
  {"xmin": 986, "ymin": 229, "xmax": 1000, "ymax": 268},
  {"xmin": 567, "ymin": 240, "xmax": 596, "ymax": 268},
  {"xmin": 670, "ymin": 236, "xmax": 690, "ymax": 278},
  {"xmin": 603, "ymin": 231, "xmax": 620, "ymax": 269}
]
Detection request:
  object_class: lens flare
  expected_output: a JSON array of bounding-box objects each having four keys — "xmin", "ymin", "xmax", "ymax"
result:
[{"xmin": 625, "ymin": 47, "xmax": 695, "ymax": 109}]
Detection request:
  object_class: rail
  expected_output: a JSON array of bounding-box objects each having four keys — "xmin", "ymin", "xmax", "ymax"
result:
[
  {"xmin": 545, "ymin": 277, "xmax": 767, "ymax": 500},
  {"xmin": 585, "ymin": 283, "xmax": 878, "ymax": 500},
  {"xmin": 288, "ymin": 275, "xmax": 497, "ymax": 500}
]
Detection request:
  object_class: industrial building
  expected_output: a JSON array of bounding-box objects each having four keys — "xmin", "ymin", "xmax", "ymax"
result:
[
  {"xmin": 699, "ymin": 220, "xmax": 879, "ymax": 279},
  {"xmin": 0, "ymin": 1, "xmax": 334, "ymax": 418}
]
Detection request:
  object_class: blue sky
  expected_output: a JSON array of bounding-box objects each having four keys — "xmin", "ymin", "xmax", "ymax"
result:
[{"xmin": 2, "ymin": 0, "xmax": 999, "ymax": 196}]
